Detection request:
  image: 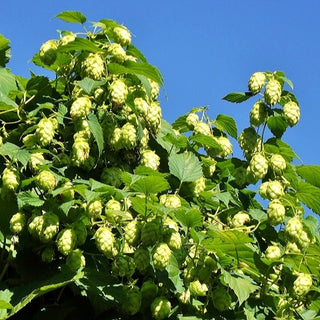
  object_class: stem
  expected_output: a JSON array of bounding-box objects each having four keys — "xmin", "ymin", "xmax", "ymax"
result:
[{"xmin": 0, "ymin": 261, "xmax": 9, "ymax": 281}]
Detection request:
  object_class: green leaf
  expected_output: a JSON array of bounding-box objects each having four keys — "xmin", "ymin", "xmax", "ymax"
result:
[
  {"xmin": 55, "ymin": 11, "xmax": 86, "ymax": 24},
  {"xmin": 87, "ymin": 113, "xmax": 104, "ymax": 157},
  {"xmin": 0, "ymin": 299, "xmax": 12, "ymax": 310},
  {"xmin": 222, "ymin": 92, "xmax": 253, "ymax": 103},
  {"xmin": 267, "ymin": 115, "xmax": 288, "ymax": 138},
  {"xmin": 264, "ymin": 138, "xmax": 299, "ymax": 162},
  {"xmin": 126, "ymin": 45, "xmax": 147, "ymax": 62},
  {"xmin": 166, "ymin": 254, "xmax": 184, "ymax": 293},
  {"xmin": 296, "ymin": 165, "xmax": 320, "ymax": 188},
  {"xmin": 172, "ymin": 114, "xmax": 189, "ymax": 133},
  {"xmin": 156, "ymin": 119, "xmax": 182, "ymax": 152},
  {"xmin": 190, "ymin": 134, "xmax": 221, "ymax": 149},
  {"xmin": 304, "ymin": 216, "xmax": 319, "ymax": 238},
  {"xmin": 294, "ymin": 180, "xmax": 320, "ymax": 215},
  {"xmin": 108, "ymin": 61, "xmax": 163, "ymax": 85},
  {"xmin": 58, "ymin": 37, "xmax": 101, "ymax": 53},
  {"xmin": 222, "ymin": 270, "xmax": 259, "ymax": 305},
  {"xmin": 175, "ymin": 208, "xmax": 203, "ymax": 229},
  {"xmin": 168, "ymin": 151, "xmax": 203, "ymax": 183},
  {"xmin": 0, "ymin": 68, "xmax": 17, "ymax": 96},
  {"xmin": 17, "ymin": 191, "xmax": 45, "ymax": 209},
  {"xmin": 0, "ymin": 143, "xmax": 30, "ymax": 167},
  {"xmin": 0, "ymin": 34, "xmax": 11, "ymax": 67},
  {"xmin": 74, "ymin": 78, "xmax": 106, "ymax": 94},
  {"xmin": 248, "ymin": 208, "xmax": 267, "ymax": 222},
  {"xmin": 131, "ymin": 176, "xmax": 169, "ymax": 194},
  {"xmin": 215, "ymin": 114, "xmax": 238, "ymax": 138}
]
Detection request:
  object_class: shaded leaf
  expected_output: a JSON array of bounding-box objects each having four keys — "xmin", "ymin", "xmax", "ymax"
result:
[
  {"xmin": 0, "ymin": 68, "xmax": 17, "ymax": 96},
  {"xmin": 74, "ymin": 78, "xmax": 106, "ymax": 94},
  {"xmin": 296, "ymin": 165, "xmax": 320, "ymax": 188},
  {"xmin": 17, "ymin": 191, "xmax": 45, "ymax": 209},
  {"xmin": 190, "ymin": 134, "xmax": 221, "ymax": 149},
  {"xmin": 222, "ymin": 92, "xmax": 253, "ymax": 103},
  {"xmin": 0, "ymin": 34, "xmax": 11, "ymax": 67},
  {"xmin": 0, "ymin": 143, "xmax": 30, "ymax": 167},
  {"xmin": 58, "ymin": 37, "xmax": 101, "ymax": 53},
  {"xmin": 175, "ymin": 208, "xmax": 203, "ymax": 229},
  {"xmin": 215, "ymin": 114, "xmax": 238, "ymax": 138},
  {"xmin": 304, "ymin": 215, "xmax": 319, "ymax": 237},
  {"xmin": 264, "ymin": 138, "xmax": 299, "ymax": 162},
  {"xmin": 87, "ymin": 113, "xmax": 104, "ymax": 157},
  {"xmin": 168, "ymin": 152, "xmax": 203, "ymax": 183},
  {"xmin": 55, "ymin": 11, "xmax": 86, "ymax": 24},
  {"xmin": 166, "ymin": 254, "xmax": 184, "ymax": 293},
  {"xmin": 267, "ymin": 115, "xmax": 288, "ymax": 138}
]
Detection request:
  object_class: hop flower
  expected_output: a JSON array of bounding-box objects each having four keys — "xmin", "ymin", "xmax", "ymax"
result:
[
  {"xmin": 186, "ymin": 113, "xmax": 199, "ymax": 128},
  {"xmin": 124, "ymin": 220, "xmax": 141, "ymax": 246},
  {"xmin": 121, "ymin": 122, "xmax": 137, "ymax": 148},
  {"xmin": 166, "ymin": 230, "xmax": 182, "ymax": 250},
  {"xmin": 159, "ymin": 194, "xmax": 181, "ymax": 208},
  {"xmin": 81, "ymin": 53, "xmax": 105, "ymax": 80},
  {"xmin": 193, "ymin": 122, "xmax": 211, "ymax": 136},
  {"xmin": 22, "ymin": 134, "xmax": 38, "ymax": 148},
  {"xmin": 109, "ymin": 127, "xmax": 123, "ymax": 150},
  {"xmin": 60, "ymin": 33, "xmax": 76, "ymax": 46},
  {"xmin": 140, "ymin": 150, "xmax": 160, "ymax": 170},
  {"xmin": 39, "ymin": 40, "xmax": 58, "ymax": 65},
  {"xmin": 29, "ymin": 153, "xmax": 45, "ymax": 172},
  {"xmin": 134, "ymin": 97, "xmax": 149, "ymax": 116},
  {"xmin": 250, "ymin": 100, "xmax": 268, "ymax": 126},
  {"xmin": 113, "ymin": 26, "xmax": 131, "ymax": 46},
  {"xmin": 247, "ymin": 153, "xmax": 268, "ymax": 181},
  {"xmin": 112, "ymin": 255, "xmax": 135, "ymax": 278},
  {"xmin": 146, "ymin": 101, "xmax": 162, "ymax": 132},
  {"xmin": 141, "ymin": 221, "xmax": 160, "ymax": 247},
  {"xmin": 36, "ymin": 170, "xmax": 57, "ymax": 192},
  {"xmin": 66, "ymin": 249, "xmax": 86, "ymax": 272},
  {"xmin": 285, "ymin": 241, "xmax": 301, "ymax": 254},
  {"xmin": 269, "ymin": 154, "xmax": 286, "ymax": 174},
  {"xmin": 265, "ymin": 244, "xmax": 282, "ymax": 259},
  {"xmin": 56, "ymin": 228, "xmax": 77, "ymax": 256},
  {"xmin": 70, "ymin": 97, "xmax": 92, "ymax": 119},
  {"xmin": 39, "ymin": 212, "xmax": 60, "ymax": 243},
  {"xmin": 2, "ymin": 167, "xmax": 19, "ymax": 191},
  {"xmin": 36, "ymin": 118, "xmax": 55, "ymax": 146},
  {"xmin": 189, "ymin": 280, "xmax": 208, "ymax": 297},
  {"xmin": 266, "ymin": 180, "xmax": 284, "ymax": 200},
  {"xmin": 264, "ymin": 79, "xmax": 282, "ymax": 106},
  {"xmin": 285, "ymin": 217, "xmax": 304, "ymax": 241},
  {"xmin": 141, "ymin": 280, "xmax": 158, "ymax": 301},
  {"xmin": 211, "ymin": 286, "xmax": 232, "ymax": 311},
  {"xmin": 95, "ymin": 227, "xmax": 117, "ymax": 258},
  {"xmin": 231, "ymin": 211, "xmax": 250, "ymax": 228},
  {"xmin": 153, "ymin": 243, "xmax": 172, "ymax": 270},
  {"xmin": 267, "ymin": 199, "xmax": 285, "ymax": 225},
  {"xmin": 293, "ymin": 273, "xmax": 313, "ymax": 296},
  {"xmin": 87, "ymin": 199, "xmax": 103, "ymax": 217},
  {"xmin": 140, "ymin": 128, "xmax": 150, "ymax": 150},
  {"xmin": 107, "ymin": 43, "xmax": 126, "ymax": 63},
  {"xmin": 109, "ymin": 79, "xmax": 128, "ymax": 105},
  {"xmin": 134, "ymin": 248, "xmax": 150, "ymax": 272},
  {"xmin": 202, "ymin": 157, "xmax": 217, "ymax": 177},
  {"xmin": 283, "ymin": 101, "xmax": 300, "ymax": 126},
  {"xmin": 149, "ymin": 79, "xmax": 160, "ymax": 100},
  {"xmin": 123, "ymin": 286, "xmax": 141, "ymax": 315},
  {"xmin": 151, "ymin": 297, "xmax": 171, "ymax": 320},
  {"xmin": 10, "ymin": 212, "xmax": 26, "ymax": 234},
  {"xmin": 72, "ymin": 137, "xmax": 90, "ymax": 165},
  {"xmin": 193, "ymin": 177, "xmax": 206, "ymax": 196},
  {"xmin": 238, "ymin": 127, "xmax": 262, "ymax": 159},
  {"xmin": 248, "ymin": 72, "xmax": 266, "ymax": 94},
  {"xmin": 216, "ymin": 136, "xmax": 232, "ymax": 158}
]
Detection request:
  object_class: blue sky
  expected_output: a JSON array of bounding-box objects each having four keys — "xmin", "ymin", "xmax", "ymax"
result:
[{"xmin": 1, "ymin": 0, "xmax": 320, "ymax": 165}]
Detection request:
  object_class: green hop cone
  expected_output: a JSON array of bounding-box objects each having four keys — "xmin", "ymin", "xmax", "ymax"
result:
[
  {"xmin": 56, "ymin": 228, "xmax": 77, "ymax": 256},
  {"xmin": 216, "ymin": 136, "xmax": 232, "ymax": 158},
  {"xmin": 159, "ymin": 194, "xmax": 181, "ymax": 208},
  {"xmin": 151, "ymin": 297, "xmax": 171, "ymax": 320},
  {"xmin": 101, "ymin": 167, "xmax": 123, "ymax": 187},
  {"xmin": 112, "ymin": 255, "xmax": 135, "ymax": 278},
  {"xmin": 152, "ymin": 243, "xmax": 172, "ymax": 270},
  {"xmin": 41, "ymin": 246, "xmax": 55, "ymax": 263},
  {"xmin": 124, "ymin": 220, "xmax": 141, "ymax": 246},
  {"xmin": 247, "ymin": 153, "xmax": 268, "ymax": 181},
  {"xmin": 186, "ymin": 113, "xmax": 199, "ymax": 128},
  {"xmin": 81, "ymin": 53, "xmax": 105, "ymax": 80},
  {"xmin": 66, "ymin": 249, "xmax": 86, "ymax": 272},
  {"xmin": 248, "ymin": 72, "xmax": 266, "ymax": 94},
  {"xmin": 269, "ymin": 154, "xmax": 286, "ymax": 174},
  {"xmin": 39, "ymin": 40, "xmax": 58, "ymax": 65},
  {"xmin": 109, "ymin": 127, "xmax": 123, "ymax": 150},
  {"xmin": 123, "ymin": 286, "xmax": 141, "ymax": 315},
  {"xmin": 72, "ymin": 137, "xmax": 90, "ymax": 165},
  {"xmin": 95, "ymin": 227, "xmax": 117, "ymax": 258},
  {"xmin": 134, "ymin": 247, "xmax": 150, "ymax": 272},
  {"xmin": 146, "ymin": 101, "xmax": 162, "ymax": 133},
  {"xmin": 193, "ymin": 176, "xmax": 206, "ymax": 196},
  {"xmin": 238, "ymin": 127, "xmax": 262, "ymax": 159},
  {"xmin": 202, "ymin": 157, "xmax": 217, "ymax": 177},
  {"xmin": 121, "ymin": 122, "xmax": 137, "ymax": 149},
  {"xmin": 141, "ymin": 280, "xmax": 158, "ymax": 301},
  {"xmin": 29, "ymin": 153, "xmax": 45, "ymax": 172},
  {"xmin": 149, "ymin": 79, "xmax": 160, "ymax": 100},
  {"xmin": 140, "ymin": 150, "xmax": 160, "ymax": 170},
  {"xmin": 70, "ymin": 96, "xmax": 92, "ymax": 119},
  {"xmin": 189, "ymin": 280, "xmax": 208, "ymax": 297},
  {"xmin": 265, "ymin": 244, "xmax": 282, "ymax": 259},
  {"xmin": 87, "ymin": 199, "xmax": 103, "ymax": 217},
  {"xmin": 193, "ymin": 121, "xmax": 211, "ymax": 136},
  {"xmin": 39, "ymin": 212, "xmax": 59, "ymax": 243},
  {"xmin": 28, "ymin": 214, "xmax": 45, "ymax": 238},
  {"xmin": 36, "ymin": 170, "xmax": 57, "ymax": 192},
  {"xmin": 267, "ymin": 199, "xmax": 285, "ymax": 225},
  {"xmin": 134, "ymin": 97, "xmax": 149, "ymax": 116},
  {"xmin": 107, "ymin": 43, "xmax": 126, "ymax": 63},
  {"xmin": 230, "ymin": 211, "xmax": 250, "ymax": 228},
  {"xmin": 10, "ymin": 212, "xmax": 26, "ymax": 234},
  {"xmin": 109, "ymin": 79, "xmax": 128, "ymax": 105},
  {"xmin": 293, "ymin": 273, "xmax": 313, "ymax": 297},
  {"xmin": 72, "ymin": 221, "xmax": 87, "ymax": 246},
  {"xmin": 285, "ymin": 217, "xmax": 304, "ymax": 241},
  {"xmin": 266, "ymin": 180, "xmax": 284, "ymax": 200},
  {"xmin": 211, "ymin": 286, "xmax": 232, "ymax": 311},
  {"xmin": 283, "ymin": 101, "xmax": 300, "ymax": 126},
  {"xmin": 23, "ymin": 134, "xmax": 38, "ymax": 148},
  {"xmin": 264, "ymin": 79, "xmax": 282, "ymax": 106},
  {"xmin": 60, "ymin": 33, "xmax": 76, "ymax": 46},
  {"xmin": 36, "ymin": 118, "xmax": 55, "ymax": 146},
  {"xmin": 165, "ymin": 230, "xmax": 182, "ymax": 251},
  {"xmin": 141, "ymin": 221, "xmax": 161, "ymax": 247},
  {"xmin": 113, "ymin": 26, "xmax": 131, "ymax": 46},
  {"xmin": 285, "ymin": 241, "xmax": 301, "ymax": 254},
  {"xmin": 250, "ymin": 100, "xmax": 268, "ymax": 126}
]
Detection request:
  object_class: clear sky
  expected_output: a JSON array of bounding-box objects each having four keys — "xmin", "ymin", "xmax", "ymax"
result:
[{"xmin": 1, "ymin": 1, "xmax": 320, "ymax": 165}]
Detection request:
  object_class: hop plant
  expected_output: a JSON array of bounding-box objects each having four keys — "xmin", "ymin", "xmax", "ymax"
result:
[
  {"xmin": 159, "ymin": 194, "xmax": 181, "ymax": 208},
  {"xmin": 269, "ymin": 154, "xmax": 286, "ymax": 174},
  {"xmin": 38, "ymin": 212, "xmax": 60, "ymax": 243},
  {"xmin": 193, "ymin": 177, "xmax": 206, "ymax": 196},
  {"xmin": 87, "ymin": 199, "xmax": 103, "ymax": 217},
  {"xmin": 250, "ymin": 100, "xmax": 268, "ymax": 126},
  {"xmin": 266, "ymin": 180, "xmax": 284, "ymax": 200},
  {"xmin": 29, "ymin": 153, "xmax": 45, "ymax": 172},
  {"xmin": 166, "ymin": 230, "xmax": 182, "ymax": 250},
  {"xmin": 141, "ymin": 221, "xmax": 160, "ymax": 247},
  {"xmin": 2, "ymin": 167, "xmax": 19, "ymax": 192},
  {"xmin": 193, "ymin": 122, "xmax": 211, "ymax": 136},
  {"xmin": 151, "ymin": 297, "xmax": 171, "ymax": 320},
  {"xmin": 149, "ymin": 79, "xmax": 160, "ymax": 100},
  {"xmin": 72, "ymin": 136, "xmax": 90, "ymax": 165},
  {"xmin": 124, "ymin": 220, "xmax": 141, "ymax": 246},
  {"xmin": 101, "ymin": 167, "xmax": 123, "ymax": 187},
  {"xmin": 189, "ymin": 280, "xmax": 208, "ymax": 297},
  {"xmin": 186, "ymin": 113, "xmax": 199, "ymax": 128},
  {"xmin": 265, "ymin": 244, "xmax": 282, "ymax": 260},
  {"xmin": 267, "ymin": 199, "xmax": 285, "ymax": 225},
  {"xmin": 238, "ymin": 127, "xmax": 262, "ymax": 158},
  {"xmin": 56, "ymin": 228, "xmax": 77, "ymax": 256},
  {"xmin": 283, "ymin": 101, "xmax": 300, "ymax": 126},
  {"xmin": 140, "ymin": 150, "xmax": 160, "ymax": 170},
  {"xmin": 36, "ymin": 170, "xmax": 57, "ymax": 192},
  {"xmin": 123, "ymin": 286, "xmax": 141, "ymax": 315},
  {"xmin": 72, "ymin": 221, "xmax": 87, "ymax": 246},
  {"xmin": 231, "ymin": 211, "xmax": 250, "ymax": 228},
  {"xmin": 293, "ymin": 273, "xmax": 313, "ymax": 297},
  {"xmin": 81, "ymin": 53, "xmax": 105, "ymax": 80},
  {"xmin": 141, "ymin": 280, "xmax": 158, "ymax": 301},
  {"xmin": 248, "ymin": 72, "xmax": 266, "ymax": 94},
  {"xmin": 152, "ymin": 243, "xmax": 171, "ymax": 270},
  {"xmin": 216, "ymin": 136, "xmax": 232, "ymax": 157},
  {"xmin": 285, "ymin": 217, "xmax": 304, "ymax": 241},
  {"xmin": 247, "ymin": 153, "xmax": 268, "ymax": 181},
  {"xmin": 211, "ymin": 286, "xmax": 232, "ymax": 311},
  {"xmin": 146, "ymin": 101, "xmax": 162, "ymax": 132},
  {"xmin": 112, "ymin": 255, "xmax": 135, "ymax": 278},
  {"xmin": 36, "ymin": 117, "xmax": 55, "ymax": 146},
  {"xmin": 70, "ymin": 96, "xmax": 92, "ymax": 119},
  {"xmin": 41, "ymin": 246, "xmax": 55, "ymax": 263},
  {"xmin": 60, "ymin": 33, "xmax": 76, "ymax": 46},
  {"xmin": 107, "ymin": 43, "xmax": 126, "ymax": 63},
  {"xmin": 95, "ymin": 227, "xmax": 117, "ymax": 258},
  {"xmin": 113, "ymin": 26, "xmax": 131, "ymax": 46},
  {"xmin": 134, "ymin": 97, "xmax": 149, "ymax": 116},
  {"xmin": 134, "ymin": 248, "xmax": 150, "ymax": 272},
  {"xmin": 39, "ymin": 40, "xmax": 58, "ymax": 65},
  {"xmin": 264, "ymin": 79, "xmax": 282, "ymax": 106},
  {"xmin": 121, "ymin": 122, "xmax": 137, "ymax": 149},
  {"xmin": 109, "ymin": 79, "xmax": 128, "ymax": 105},
  {"xmin": 10, "ymin": 212, "xmax": 26, "ymax": 234},
  {"xmin": 109, "ymin": 127, "xmax": 123, "ymax": 150},
  {"xmin": 66, "ymin": 249, "xmax": 86, "ymax": 272}
]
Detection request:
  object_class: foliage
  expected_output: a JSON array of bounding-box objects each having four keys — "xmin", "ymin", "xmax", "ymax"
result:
[{"xmin": 0, "ymin": 11, "xmax": 319, "ymax": 320}]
